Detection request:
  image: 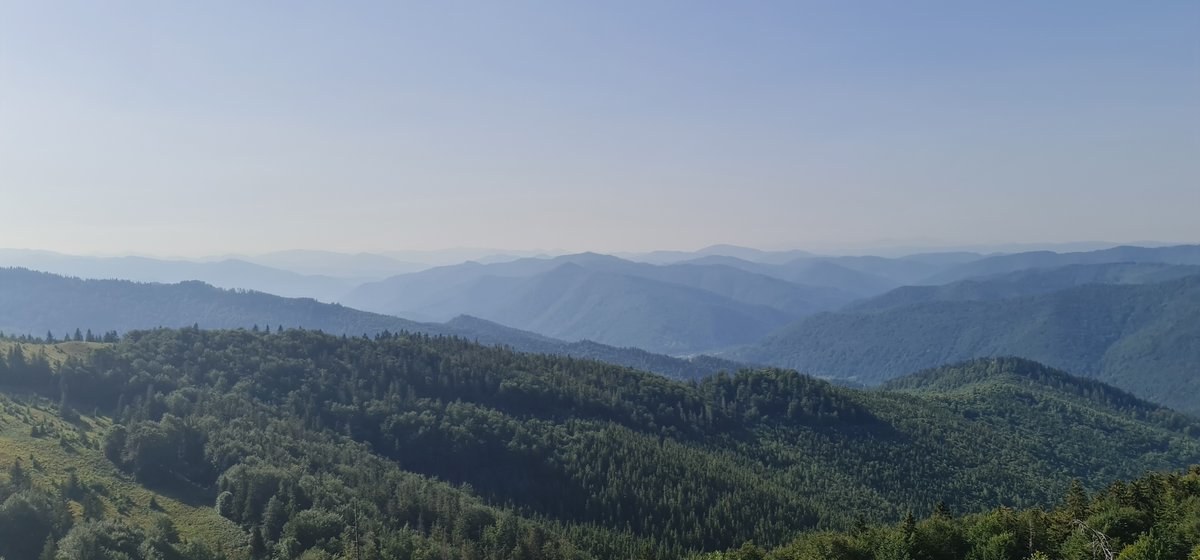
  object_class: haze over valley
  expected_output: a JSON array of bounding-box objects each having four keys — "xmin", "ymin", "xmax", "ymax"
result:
[{"xmin": 1, "ymin": 2, "xmax": 1198, "ymax": 559}]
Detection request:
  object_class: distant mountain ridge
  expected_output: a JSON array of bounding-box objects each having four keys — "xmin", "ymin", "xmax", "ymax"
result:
[
  {"xmin": 925, "ymin": 244, "xmax": 1200, "ymax": 284},
  {"xmin": 855, "ymin": 261, "xmax": 1200, "ymax": 311},
  {"xmin": 342, "ymin": 253, "xmax": 860, "ymax": 354},
  {"xmin": 226, "ymin": 249, "xmax": 427, "ymax": 279},
  {"xmin": 622, "ymin": 244, "xmax": 816, "ymax": 265},
  {"xmin": 679, "ymin": 255, "xmax": 909, "ymax": 297},
  {"xmin": 9, "ymin": 243, "xmax": 1200, "ymax": 398},
  {"xmin": 0, "ymin": 267, "xmax": 746, "ymax": 380},
  {"xmin": 0, "ymin": 248, "xmax": 355, "ymax": 301}
]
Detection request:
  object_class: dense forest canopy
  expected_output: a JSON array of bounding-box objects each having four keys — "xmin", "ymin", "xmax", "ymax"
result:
[
  {"xmin": 0, "ymin": 329, "xmax": 1196, "ymax": 559},
  {"xmin": 701, "ymin": 467, "xmax": 1200, "ymax": 560}
]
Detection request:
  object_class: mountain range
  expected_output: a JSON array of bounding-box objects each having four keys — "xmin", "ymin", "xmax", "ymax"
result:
[
  {"xmin": 0, "ymin": 267, "xmax": 745, "ymax": 380},
  {"xmin": 923, "ymin": 244, "xmax": 1200, "ymax": 284},
  {"xmin": 732, "ymin": 265, "xmax": 1200, "ymax": 414},
  {"xmin": 0, "ymin": 249, "xmax": 357, "ymax": 302},
  {"xmin": 3, "ymin": 241, "xmax": 1200, "ymax": 559},
  {"xmin": 341, "ymin": 253, "xmax": 861, "ymax": 354},
  {"xmin": 3, "ymin": 243, "xmax": 1200, "ymax": 415}
]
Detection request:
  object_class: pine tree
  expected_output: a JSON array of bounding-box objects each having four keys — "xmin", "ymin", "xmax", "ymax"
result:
[
  {"xmin": 38, "ymin": 536, "xmax": 56, "ymax": 560},
  {"xmin": 933, "ymin": 500, "xmax": 950, "ymax": 519},
  {"xmin": 1066, "ymin": 479, "xmax": 1089, "ymax": 520},
  {"xmin": 263, "ymin": 494, "xmax": 287, "ymax": 542},
  {"xmin": 64, "ymin": 470, "xmax": 82, "ymax": 500},
  {"xmin": 8, "ymin": 458, "xmax": 29, "ymax": 488},
  {"xmin": 250, "ymin": 526, "xmax": 267, "ymax": 559}
]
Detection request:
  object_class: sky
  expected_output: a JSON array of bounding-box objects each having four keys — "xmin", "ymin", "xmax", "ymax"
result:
[{"xmin": 1, "ymin": 1, "xmax": 1197, "ymax": 257}]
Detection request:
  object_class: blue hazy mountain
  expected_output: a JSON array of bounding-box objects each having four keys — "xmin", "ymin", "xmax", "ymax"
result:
[
  {"xmin": 856, "ymin": 261, "xmax": 1200, "ymax": 311},
  {"xmin": 731, "ymin": 273, "xmax": 1200, "ymax": 414},
  {"xmin": 0, "ymin": 267, "xmax": 747, "ymax": 379},
  {"xmin": 623, "ymin": 244, "xmax": 816, "ymax": 265},
  {"xmin": 231, "ymin": 249, "xmax": 428, "ymax": 279},
  {"xmin": 923, "ymin": 244, "xmax": 1200, "ymax": 284},
  {"xmin": 341, "ymin": 253, "xmax": 858, "ymax": 354},
  {"xmin": 0, "ymin": 249, "xmax": 355, "ymax": 302}
]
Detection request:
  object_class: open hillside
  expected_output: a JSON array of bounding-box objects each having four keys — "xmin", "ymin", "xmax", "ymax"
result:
[
  {"xmin": 1, "ymin": 333, "xmax": 1197, "ymax": 559},
  {"xmin": 732, "ymin": 274, "xmax": 1200, "ymax": 414},
  {"xmin": 0, "ymin": 390, "xmax": 244, "ymax": 560}
]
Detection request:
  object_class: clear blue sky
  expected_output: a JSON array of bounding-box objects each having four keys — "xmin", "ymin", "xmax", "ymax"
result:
[{"xmin": 1, "ymin": 1, "xmax": 1196, "ymax": 256}]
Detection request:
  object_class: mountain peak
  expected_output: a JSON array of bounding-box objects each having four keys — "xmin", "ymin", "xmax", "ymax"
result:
[{"xmin": 554, "ymin": 251, "xmax": 627, "ymax": 264}]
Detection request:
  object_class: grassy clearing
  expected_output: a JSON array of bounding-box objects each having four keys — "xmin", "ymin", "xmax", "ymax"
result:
[
  {"xmin": 0, "ymin": 340, "xmax": 108, "ymax": 365},
  {"xmin": 0, "ymin": 392, "xmax": 245, "ymax": 549}
]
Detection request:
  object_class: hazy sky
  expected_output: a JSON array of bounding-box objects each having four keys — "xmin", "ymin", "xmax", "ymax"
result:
[{"xmin": 1, "ymin": 1, "xmax": 1197, "ymax": 256}]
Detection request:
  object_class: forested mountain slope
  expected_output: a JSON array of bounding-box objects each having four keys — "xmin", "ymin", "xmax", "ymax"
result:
[
  {"xmin": 0, "ymin": 267, "xmax": 744, "ymax": 380},
  {"xmin": 702, "ymin": 466, "xmax": 1200, "ymax": 560},
  {"xmin": 2, "ymin": 332, "xmax": 1197, "ymax": 559},
  {"xmin": 732, "ymin": 274, "xmax": 1200, "ymax": 414}
]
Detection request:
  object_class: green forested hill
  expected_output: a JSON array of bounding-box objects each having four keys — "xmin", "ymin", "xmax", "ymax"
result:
[
  {"xmin": 732, "ymin": 274, "xmax": 1200, "ymax": 414},
  {"xmin": 1, "ymin": 332, "xmax": 1197, "ymax": 559},
  {"xmin": 884, "ymin": 355, "xmax": 1178, "ymax": 409}
]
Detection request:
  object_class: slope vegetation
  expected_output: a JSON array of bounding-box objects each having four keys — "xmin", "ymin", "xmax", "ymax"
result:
[
  {"xmin": 0, "ymin": 390, "xmax": 244, "ymax": 560},
  {"xmin": 2, "ymin": 334, "xmax": 1197, "ymax": 559},
  {"xmin": 701, "ymin": 466, "xmax": 1200, "ymax": 560}
]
